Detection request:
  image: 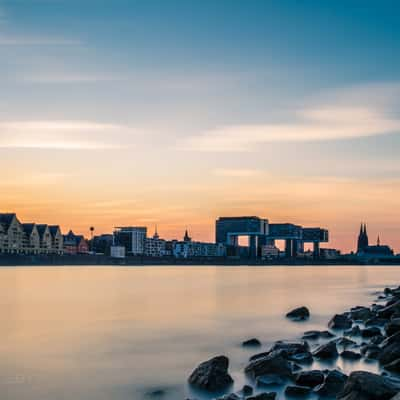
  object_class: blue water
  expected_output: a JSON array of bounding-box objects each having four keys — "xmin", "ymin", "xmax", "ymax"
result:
[{"xmin": 0, "ymin": 265, "xmax": 397, "ymax": 400}]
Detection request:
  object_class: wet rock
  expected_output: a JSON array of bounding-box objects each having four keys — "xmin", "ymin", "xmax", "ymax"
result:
[
  {"xmin": 240, "ymin": 385, "xmax": 253, "ymax": 396},
  {"xmin": 329, "ymin": 314, "xmax": 353, "ymax": 330},
  {"xmin": 360, "ymin": 344, "xmax": 381, "ymax": 360},
  {"xmin": 384, "ymin": 358, "xmax": 400, "ymax": 373},
  {"xmin": 340, "ymin": 350, "xmax": 362, "ymax": 360},
  {"xmin": 285, "ymin": 385, "xmax": 311, "ymax": 396},
  {"xmin": 390, "ymin": 394, "xmax": 400, "ymax": 400},
  {"xmin": 377, "ymin": 300, "xmax": 400, "ymax": 319},
  {"xmin": 217, "ymin": 394, "xmax": 240, "ymax": 400},
  {"xmin": 370, "ymin": 334, "xmax": 385, "ymax": 345},
  {"xmin": 286, "ymin": 306, "xmax": 310, "ymax": 321},
  {"xmin": 379, "ymin": 342, "xmax": 400, "ymax": 365},
  {"xmin": 257, "ymin": 341, "xmax": 313, "ymax": 364},
  {"xmin": 245, "ymin": 350, "xmax": 294, "ymax": 379},
  {"xmin": 242, "ymin": 338, "xmax": 262, "ymax": 347},
  {"xmin": 337, "ymin": 371, "xmax": 400, "ymax": 400},
  {"xmin": 336, "ymin": 337, "xmax": 357, "ymax": 348},
  {"xmin": 256, "ymin": 374, "xmax": 285, "ymax": 387},
  {"xmin": 350, "ymin": 306, "xmax": 375, "ymax": 322},
  {"xmin": 344, "ymin": 325, "xmax": 361, "ymax": 336},
  {"xmin": 188, "ymin": 355, "xmax": 233, "ymax": 391},
  {"xmin": 295, "ymin": 370, "xmax": 324, "ymax": 388},
  {"xmin": 314, "ymin": 369, "xmax": 348, "ymax": 397},
  {"xmin": 247, "ymin": 393, "xmax": 276, "ymax": 400},
  {"xmin": 302, "ymin": 330, "xmax": 334, "ymax": 340},
  {"xmin": 365, "ymin": 317, "xmax": 388, "ymax": 327},
  {"xmin": 381, "ymin": 331, "xmax": 400, "ymax": 348},
  {"xmin": 312, "ymin": 341, "xmax": 339, "ymax": 359},
  {"xmin": 361, "ymin": 327, "xmax": 381, "ymax": 338},
  {"xmin": 386, "ymin": 320, "xmax": 400, "ymax": 336}
]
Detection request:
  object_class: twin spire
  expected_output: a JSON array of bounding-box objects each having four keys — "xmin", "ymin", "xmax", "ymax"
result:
[{"xmin": 357, "ymin": 222, "xmax": 381, "ymax": 252}]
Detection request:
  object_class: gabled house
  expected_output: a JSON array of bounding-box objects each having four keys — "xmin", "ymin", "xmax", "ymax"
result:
[
  {"xmin": 49, "ymin": 225, "xmax": 63, "ymax": 254},
  {"xmin": 21, "ymin": 223, "xmax": 40, "ymax": 254},
  {"xmin": 0, "ymin": 213, "xmax": 24, "ymax": 253},
  {"xmin": 36, "ymin": 224, "xmax": 52, "ymax": 254},
  {"xmin": 63, "ymin": 230, "xmax": 89, "ymax": 255}
]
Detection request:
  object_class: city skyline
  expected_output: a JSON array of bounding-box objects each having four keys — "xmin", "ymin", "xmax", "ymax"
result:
[{"xmin": 1, "ymin": 1, "xmax": 400, "ymax": 253}]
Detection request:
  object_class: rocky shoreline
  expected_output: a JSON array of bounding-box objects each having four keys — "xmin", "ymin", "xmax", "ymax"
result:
[{"xmin": 187, "ymin": 285, "xmax": 400, "ymax": 399}]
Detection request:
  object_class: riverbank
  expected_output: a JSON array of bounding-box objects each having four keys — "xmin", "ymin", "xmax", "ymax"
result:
[
  {"xmin": 186, "ymin": 284, "xmax": 400, "ymax": 399},
  {"xmin": 1, "ymin": 254, "xmax": 400, "ymax": 266}
]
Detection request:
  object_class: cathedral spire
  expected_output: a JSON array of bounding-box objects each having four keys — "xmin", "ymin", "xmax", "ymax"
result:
[{"xmin": 377, "ymin": 235, "xmax": 380, "ymax": 246}]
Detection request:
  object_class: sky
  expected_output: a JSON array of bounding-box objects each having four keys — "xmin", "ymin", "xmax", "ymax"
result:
[{"xmin": 1, "ymin": 0, "xmax": 400, "ymax": 252}]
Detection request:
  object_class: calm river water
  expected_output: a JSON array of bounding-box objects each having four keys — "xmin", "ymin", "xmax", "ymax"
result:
[{"xmin": 1, "ymin": 265, "xmax": 399, "ymax": 400}]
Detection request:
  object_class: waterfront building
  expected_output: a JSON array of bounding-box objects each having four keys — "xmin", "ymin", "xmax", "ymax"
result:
[
  {"xmin": 91, "ymin": 234, "xmax": 113, "ymax": 255},
  {"xmin": 21, "ymin": 223, "xmax": 40, "ymax": 254},
  {"xmin": 260, "ymin": 244, "xmax": 280, "ymax": 260},
  {"xmin": 36, "ymin": 224, "xmax": 52, "ymax": 254},
  {"xmin": 113, "ymin": 227, "xmax": 147, "ymax": 255},
  {"xmin": 145, "ymin": 228, "xmax": 167, "ymax": 257},
  {"xmin": 0, "ymin": 213, "xmax": 24, "ymax": 254},
  {"xmin": 356, "ymin": 224, "xmax": 394, "ymax": 259},
  {"xmin": 357, "ymin": 223, "xmax": 369, "ymax": 253},
  {"xmin": 49, "ymin": 225, "xmax": 64, "ymax": 254},
  {"xmin": 63, "ymin": 230, "xmax": 89, "ymax": 255},
  {"xmin": 320, "ymin": 248, "xmax": 341, "ymax": 260}
]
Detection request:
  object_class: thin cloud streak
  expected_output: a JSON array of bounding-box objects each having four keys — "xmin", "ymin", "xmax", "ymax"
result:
[
  {"xmin": 0, "ymin": 35, "xmax": 81, "ymax": 46},
  {"xmin": 0, "ymin": 120, "xmax": 132, "ymax": 150},
  {"xmin": 182, "ymin": 83, "xmax": 400, "ymax": 152}
]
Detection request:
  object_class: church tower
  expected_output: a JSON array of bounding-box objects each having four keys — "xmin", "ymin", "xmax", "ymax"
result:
[{"xmin": 357, "ymin": 223, "xmax": 369, "ymax": 253}]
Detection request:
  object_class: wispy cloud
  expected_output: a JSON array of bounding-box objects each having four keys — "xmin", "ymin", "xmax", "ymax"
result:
[
  {"xmin": 0, "ymin": 120, "xmax": 132, "ymax": 149},
  {"xmin": 182, "ymin": 83, "xmax": 400, "ymax": 152},
  {"xmin": 21, "ymin": 74, "xmax": 123, "ymax": 84}
]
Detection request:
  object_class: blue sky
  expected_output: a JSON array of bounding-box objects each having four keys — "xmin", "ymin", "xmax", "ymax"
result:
[{"xmin": 1, "ymin": 0, "xmax": 400, "ymax": 251}]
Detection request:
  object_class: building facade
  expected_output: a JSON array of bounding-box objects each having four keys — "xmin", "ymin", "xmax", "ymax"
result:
[
  {"xmin": 0, "ymin": 213, "xmax": 24, "ymax": 253},
  {"xmin": 63, "ymin": 230, "xmax": 89, "ymax": 255},
  {"xmin": 49, "ymin": 225, "xmax": 64, "ymax": 254},
  {"xmin": 113, "ymin": 227, "xmax": 147, "ymax": 255},
  {"xmin": 36, "ymin": 224, "xmax": 53, "ymax": 254},
  {"xmin": 145, "ymin": 229, "xmax": 166, "ymax": 257},
  {"xmin": 22, "ymin": 223, "xmax": 41, "ymax": 254}
]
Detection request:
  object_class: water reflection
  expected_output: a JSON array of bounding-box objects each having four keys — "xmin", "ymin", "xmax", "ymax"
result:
[{"xmin": 0, "ymin": 266, "xmax": 398, "ymax": 400}]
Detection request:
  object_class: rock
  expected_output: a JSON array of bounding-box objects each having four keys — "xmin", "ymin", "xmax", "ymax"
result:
[
  {"xmin": 314, "ymin": 370, "xmax": 348, "ymax": 397},
  {"xmin": 370, "ymin": 334, "xmax": 385, "ymax": 345},
  {"xmin": 390, "ymin": 394, "xmax": 400, "ymax": 400},
  {"xmin": 378, "ymin": 300, "xmax": 400, "ymax": 319},
  {"xmin": 337, "ymin": 371, "xmax": 400, "ymax": 400},
  {"xmin": 340, "ymin": 350, "xmax": 362, "ymax": 360},
  {"xmin": 312, "ymin": 341, "xmax": 339, "ymax": 359},
  {"xmin": 286, "ymin": 306, "xmax": 310, "ymax": 321},
  {"xmin": 285, "ymin": 385, "xmax": 311, "ymax": 396},
  {"xmin": 302, "ymin": 330, "xmax": 334, "ymax": 340},
  {"xmin": 295, "ymin": 370, "xmax": 324, "ymax": 388},
  {"xmin": 384, "ymin": 358, "xmax": 400, "ymax": 373},
  {"xmin": 365, "ymin": 317, "xmax": 388, "ymax": 327},
  {"xmin": 379, "ymin": 342, "xmax": 400, "ymax": 365},
  {"xmin": 217, "ymin": 394, "xmax": 240, "ymax": 400},
  {"xmin": 256, "ymin": 374, "xmax": 285, "ymax": 387},
  {"xmin": 361, "ymin": 327, "xmax": 381, "ymax": 338},
  {"xmin": 245, "ymin": 350, "xmax": 294, "ymax": 379},
  {"xmin": 240, "ymin": 385, "xmax": 253, "ymax": 396},
  {"xmin": 386, "ymin": 320, "xmax": 400, "ymax": 336},
  {"xmin": 188, "ymin": 355, "xmax": 233, "ymax": 391},
  {"xmin": 360, "ymin": 344, "xmax": 381, "ymax": 360},
  {"xmin": 381, "ymin": 331, "xmax": 400, "ymax": 348},
  {"xmin": 350, "ymin": 306, "xmax": 374, "ymax": 322},
  {"xmin": 247, "ymin": 393, "xmax": 277, "ymax": 400},
  {"xmin": 329, "ymin": 314, "xmax": 353, "ymax": 330},
  {"xmin": 252, "ymin": 341, "xmax": 312, "ymax": 364},
  {"xmin": 344, "ymin": 325, "xmax": 361, "ymax": 336},
  {"xmin": 242, "ymin": 338, "xmax": 262, "ymax": 347}
]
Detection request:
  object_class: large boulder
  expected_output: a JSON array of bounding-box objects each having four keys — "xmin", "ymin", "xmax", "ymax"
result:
[
  {"xmin": 379, "ymin": 342, "xmax": 400, "ymax": 365},
  {"xmin": 312, "ymin": 341, "xmax": 338, "ymax": 359},
  {"xmin": 269, "ymin": 341, "xmax": 312, "ymax": 364},
  {"xmin": 246, "ymin": 393, "xmax": 276, "ymax": 400},
  {"xmin": 340, "ymin": 350, "xmax": 362, "ymax": 360},
  {"xmin": 350, "ymin": 306, "xmax": 375, "ymax": 322},
  {"xmin": 378, "ymin": 301, "xmax": 400, "ymax": 319},
  {"xmin": 285, "ymin": 385, "xmax": 311, "ymax": 396},
  {"xmin": 314, "ymin": 370, "xmax": 347, "ymax": 397},
  {"xmin": 245, "ymin": 350, "xmax": 294, "ymax": 379},
  {"xmin": 361, "ymin": 327, "xmax": 381, "ymax": 338},
  {"xmin": 329, "ymin": 314, "xmax": 353, "ymax": 330},
  {"xmin": 242, "ymin": 338, "xmax": 262, "ymax": 347},
  {"xmin": 337, "ymin": 371, "xmax": 400, "ymax": 400},
  {"xmin": 286, "ymin": 306, "xmax": 310, "ymax": 321},
  {"xmin": 188, "ymin": 355, "xmax": 233, "ymax": 391},
  {"xmin": 386, "ymin": 320, "xmax": 400, "ymax": 336},
  {"xmin": 384, "ymin": 358, "xmax": 400, "ymax": 373},
  {"xmin": 302, "ymin": 330, "xmax": 334, "ymax": 340},
  {"xmin": 295, "ymin": 370, "xmax": 324, "ymax": 388}
]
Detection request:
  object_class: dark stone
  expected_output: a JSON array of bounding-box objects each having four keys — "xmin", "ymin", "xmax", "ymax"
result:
[
  {"xmin": 188, "ymin": 355, "xmax": 233, "ymax": 391},
  {"xmin": 286, "ymin": 306, "xmax": 310, "ymax": 321},
  {"xmin": 245, "ymin": 350, "xmax": 294, "ymax": 379},
  {"xmin": 337, "ymin": 371, "xmax": 400, "ymax": 400},
  {"xmin": 285, "ymin": 385, "xmax": 311, "ymax": 396},
  {"xmin": 365, "ymin": 317, "xmax": 388, "ymax": 327},
  {"xmin": 246, "ymin": 393, "xmax": 276, "ymax": 400},
  {"xmin": 217, "ymin": 394, "xmax": 240, "ymax": 400},
  {"xmin": 344, "ymin": 325, "xmax": 361, "ymax": 336},
  {"xmin": 336, "ymin": 337, "xmax": 357, "ymax": 348},
  {"xmin": 379, "ymin": 342, "xmax": 400, "ymax": 365},
  {"xmin": 314, "ymin": 370, "xmax": 348, "ymax": 397},
  {"xmin": 252, "ymin": 341, "xmax": 312, "ymax": 364},
  {"xmin": 370, "ymin": 334, "xmax": 385, "ymax": 345},
  {"xmin": 312, "ymin": 341, "xmax": 339, "ymax": 359},
  {"xmin": 329, "ymin": 314, "xmax": 353, "ymax": 330},
  {"xmin": 340, "ymin": 350, "xmax": 362, "ymax": 360},
  {"xmin": 241, "ymin": 385, "xmax": 253, "ymax": 396},
  {"xmin": 242, "ymin": 338, "xmax": 262, "ymax": 347},
  {"xmin": 302, "ymin": 330, "xmax": 334, "ymax": 340},
  {"xmin": 295, "ymin": 370, "xmax": 324, "ymax": 388},
  {"xmin": 381, "ymin": 331, "xmax": 400, "ymax": 348},
  {"xmin": 350, "ymin": 306, "xmax": 375, "ymax": 322},
  {"xmin": 378, "ymin": 300, "xmax": 400, "ymax": 319},
  {"xmin": 360, "ymin": 344, "xmax": 381, "ymax": 360},
  {"xmin": 256, "ymin": 374, "xmax": 285, "ymax": 387},
  {"xmin": 386, "ymin": 320, "xmax": 400, "ymax": 336},
  {"xmin": 384, "ymin": 358, "xmax": 400, "ymax": 373},
  {"xmin": 361, "ymin": 327, "xmax": 381, "ymax": 338}
]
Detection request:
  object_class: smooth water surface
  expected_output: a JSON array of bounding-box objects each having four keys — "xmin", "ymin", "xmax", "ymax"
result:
[{"xmin": 0, "ymin": 265, "xmax": 398, "ymax": 400}]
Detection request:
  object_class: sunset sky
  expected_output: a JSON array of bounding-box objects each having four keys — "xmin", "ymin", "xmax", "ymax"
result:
[{"xmin": 1, "ymin": 0, "xmax": 400, "ymax": 252}]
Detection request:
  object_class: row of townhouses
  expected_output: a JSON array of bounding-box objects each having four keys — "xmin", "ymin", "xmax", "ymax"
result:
[{"xmin": 0, "ymin": 213, "xmax": 88, "ymax": 255}]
